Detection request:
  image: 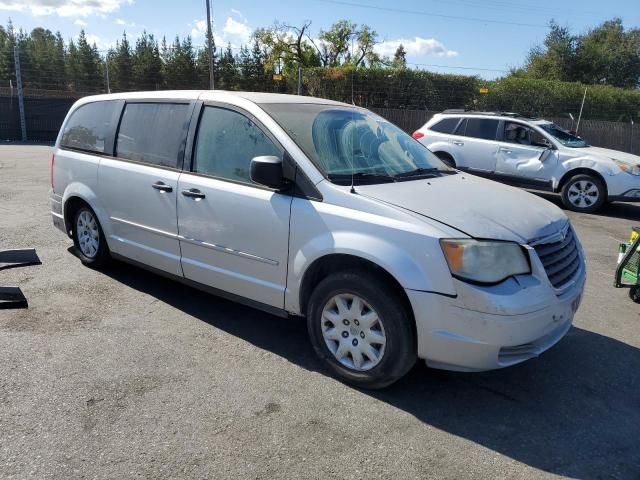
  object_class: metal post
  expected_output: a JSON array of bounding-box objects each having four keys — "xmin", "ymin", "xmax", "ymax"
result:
[
  {"xmin": 105, "ymin": 53, "xmax": 111, "ymax": 94},
  {"xmin": 206, "ymin": 0, "xmax": 215, "ymax": 90},
  {"xmin": 297, "ymin": 66, "xmax": 302, "ymax": 95},
  {"xmin": 13, "ymin": 46, "xmax": 27, "ymax": 142},
  {"xmin": 576, "ymin": 87, "xmax": 587, "ymax": 135},
  {"xmin": 631, "ymin": 118, "xmax": 635, "ymax": 155}
]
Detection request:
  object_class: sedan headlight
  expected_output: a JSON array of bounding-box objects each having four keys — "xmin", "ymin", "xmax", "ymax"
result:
[
  {"xmin": 440, "ymin": 239, "xmax": 530, "ymax": 284},
  {"xmin": 612, "ymin": 159, "xmax": 640, "ymax": 176}
]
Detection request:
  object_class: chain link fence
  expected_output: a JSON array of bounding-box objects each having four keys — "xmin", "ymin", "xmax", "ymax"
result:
[{"xmin": 2, "ymin": 47, "xmax": 638, "ymax": 153}]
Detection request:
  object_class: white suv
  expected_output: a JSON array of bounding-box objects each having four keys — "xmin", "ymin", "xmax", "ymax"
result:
[
  {"xmin": 50, "ymin": 92, "xmax": 585, "ymax": 388},
  {"xmin": 413, "ymin": 111, "xmax": 640, "ymax": 213}
]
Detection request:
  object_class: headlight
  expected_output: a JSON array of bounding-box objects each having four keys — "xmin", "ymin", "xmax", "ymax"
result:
[
  {"xmin": 440, "ymin": 239, "xmax": 530, "ymax": 284},
  {"xmin": 612, "ymin": 159, "xmax": 640, "ymax": 176}
]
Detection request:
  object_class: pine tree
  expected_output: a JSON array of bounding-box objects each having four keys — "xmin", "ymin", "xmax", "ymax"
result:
[{"xmin": 133, "ymin": 31, "xmax": 162, "ymax": 90}]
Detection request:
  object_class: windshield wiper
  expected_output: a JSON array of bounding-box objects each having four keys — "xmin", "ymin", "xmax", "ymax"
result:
[
  {"xmin": 393, "ymin": 167, "xmax": 456, "ymax": 179},
  {"xmin": 327, "ymin": 172, "xmax": 397, "ymax": 184}
]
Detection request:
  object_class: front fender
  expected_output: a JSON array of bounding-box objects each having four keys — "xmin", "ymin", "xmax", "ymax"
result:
[
  {"xmin": 554, "ymin": 157, "xmax": 617, "ymax": 190},
  {"xmin": 285, "ymin": 229, "xmax": 456, "ymax": 314}
]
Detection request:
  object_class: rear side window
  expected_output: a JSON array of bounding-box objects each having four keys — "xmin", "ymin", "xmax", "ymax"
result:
[
  {"xmin": 193, "ymin": 106, "xmax": 281, "ymax": 184},
  {"xmin": 116, "ymin": 103, "xmax": 190, "ymax": 168},
  {"xmin": 454, "ymin": 118, "xmax": 467, "ymax": 135},
  {"xmin": 61, "ymin": 101, "xmax": 119, "ymax": 153},
  {"xmin": 465, "ymin": 118, "xmax": 499, "ymax": 140},
  {"xmin": 430, "ymin": 117, "xmax": 460, "ymax": 134}
]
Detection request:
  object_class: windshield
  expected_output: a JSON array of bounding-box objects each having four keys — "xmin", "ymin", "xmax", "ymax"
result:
[
  {"xmin": 260, "ymin": 103, "xmax": 452, "ymax": 184},
  {"xmin": 540, "ymin": 123, "xmax": 589, "ymax": 148}
]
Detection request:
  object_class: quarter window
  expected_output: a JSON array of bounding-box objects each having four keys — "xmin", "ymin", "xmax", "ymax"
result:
[
  {"xmin": 464, "ymin": 118, "xmax": 499, "ymax": 140},
  {"xmin": 193, "ymin": 106, "xmax": 281, "ymax": 183},
  {"xmin": 116, "ymin": 103, "xmax": 190, "ymax": 168},
  {"xmin": 61, "ymin": 101, "xmax": 119, "ymax": 153},
  {"xmin": 430, "ymin": 117, "xmax": 460, "ymax": 134}
]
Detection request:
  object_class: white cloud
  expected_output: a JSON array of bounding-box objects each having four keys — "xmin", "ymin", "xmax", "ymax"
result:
[
  {"xmin": 230, "ymin": 8, "xmax": 246, "ymax": 22},
  {"xmin": 222, "ymin": 17, "xmax": 251, "ymax": 44},
  {"xmin": 190, "ymin": 19, "xmax": 208, "ymax": 39},
  {"xmin": 375, "ymin": 37, "xmax": 458, "ymax": 59},
  {"xmin": 189, "ymin": 15, "xmax": 252, "ymax": 48},
  {"xmin": 74, "ymin": 19, "xmax": 87, "ymax": 26},
  {"xmin": 0, "ymin": 0, "xmax": 134, "ymax": 17},
  {"xmin": 115, "ymin": 18, "xmax": 135, "ymax": 27}
]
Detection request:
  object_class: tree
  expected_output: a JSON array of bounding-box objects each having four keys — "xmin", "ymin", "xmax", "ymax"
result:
[
  {"xmin": 518, "ymin": 18, "xmax": 640, "ymax": 88},
  {"xmin": 392, "ymin": 44, "xmax": 407, "ymax": 68},
  {"xmin": 133, "ymin": 31, "xmax": 162, "ymax": 90},
  {"xmin": 254, "ymin": 21, "xmax": 320, "ymax": 74},
  {"xmin": 110, "ymin": 32, "xmax": 133, "ymax": 91},
  {"xmin": 318, "ymin": 20, "xmax": 355, "ymax": 67},
  {"xmin": 163, "ymin": 35, "xmax": 197, "ymax": 89},
  {"xmin": 76, "ymin": 30, "xmax": 102, "ymax": 91}
]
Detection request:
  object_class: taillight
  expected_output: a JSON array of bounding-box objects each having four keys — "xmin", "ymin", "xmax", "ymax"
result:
[
  {"xmin": 50, "ymin": 153, "xmax": 55, "ymax": 191},
  {"xmin": 412, "ymin": 131, "xmax": 425, "ymax": 140}
]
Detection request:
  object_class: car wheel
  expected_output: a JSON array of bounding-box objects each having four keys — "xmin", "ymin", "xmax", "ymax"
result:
[
  {"xmin": 73, "ymin": 206, "xmax": 110, "ymax": 268},
  {"xmin": 561, "ymin": 174, "xmax": 606, "ymax": 213},
  {"xmin": 630, "ymin": 286, "xmax": 640, "ymax": 304},
  {"xmin": 434, "ymin": 152, "xmax": 456, "ymax": 168},
  {"xmin": 306, "ymin": 269, "xmax": 416, "ymax": 389}
]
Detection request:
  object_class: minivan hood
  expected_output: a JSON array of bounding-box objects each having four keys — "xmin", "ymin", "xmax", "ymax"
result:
[
  {"xmin": 578, "ymin": 146, "xmax": 640, "ymax": 165},
  {"xmin": 357, "ymin": 173, "xmax": 567, "ymax": 243}
]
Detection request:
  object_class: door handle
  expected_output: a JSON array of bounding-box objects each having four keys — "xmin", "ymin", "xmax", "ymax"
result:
[
  {"xmin": 181, "ymin": 188, "xmax": 206, "ymax": 199},
  {"xmin": 453, "ymin": 141, "xmax": 464, "ymax": 146},
  {"xmin": 499, "ymin": 147, "xmax": 513, "ymax": 154},
  {"xmin": 152, "ymin": 181, "xmax": 173, "ymax": 192}
]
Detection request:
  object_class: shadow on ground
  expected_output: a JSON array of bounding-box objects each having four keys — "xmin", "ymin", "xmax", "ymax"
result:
[{"xmin": 102, "ymin": 259, "xmax": 640, "ymax": 478}]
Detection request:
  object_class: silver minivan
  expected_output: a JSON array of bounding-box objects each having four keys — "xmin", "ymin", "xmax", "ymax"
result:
[{"xmin": 51, "ymin": 91, "xmax": 586, "ymax": 388}]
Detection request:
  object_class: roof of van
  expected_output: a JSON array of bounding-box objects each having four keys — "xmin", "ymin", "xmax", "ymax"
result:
[{"xmin": 75, "ymin": 90, "xmax": 351, "ymax": 107}]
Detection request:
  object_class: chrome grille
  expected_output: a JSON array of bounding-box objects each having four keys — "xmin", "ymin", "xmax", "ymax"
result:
[{"xmin": 533, "ymin": 226, "xmax": 581, "ymax": 291}]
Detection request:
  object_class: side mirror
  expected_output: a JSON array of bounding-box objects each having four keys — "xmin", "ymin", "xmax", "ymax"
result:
[{"xmin": 250, "ymin": 156, "xmax": 286, "ymax": 189}]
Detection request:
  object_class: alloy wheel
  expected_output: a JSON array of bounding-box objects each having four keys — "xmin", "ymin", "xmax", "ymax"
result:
[{"xmin": 567, "ymin": 180, "xmax": 599, "ymax": 209}]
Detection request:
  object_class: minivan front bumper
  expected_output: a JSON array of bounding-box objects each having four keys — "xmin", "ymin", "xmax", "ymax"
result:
[{"xmin": 407, "ymin": 270, "xmax": 585, "ymax": 372}]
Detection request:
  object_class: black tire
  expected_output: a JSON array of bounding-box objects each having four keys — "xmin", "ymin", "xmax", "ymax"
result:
[
  {"xmin": 560, "ymin": 173, "xmax": 606, "ymax": 213},
  {"xmin": 434, "ymin": 151, "xmax": 456, "ymax": 168},
  {"xmin": 72, "ymin": 205, "xmax": 110, "ymax": 268},
  {"xmin": 306, "ymin": 269, "xmax": 417, "ymax": 389},
  {"xmin": 630, "ymin": 286, "xmax": 640, "ymax": 304}
]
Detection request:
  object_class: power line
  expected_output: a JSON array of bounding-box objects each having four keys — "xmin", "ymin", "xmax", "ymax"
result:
[{"xmin": 313, "ymin": 0, "xmax": 548, "ymax": 28}]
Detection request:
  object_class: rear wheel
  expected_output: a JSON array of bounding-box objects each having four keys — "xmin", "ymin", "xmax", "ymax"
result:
[
  {"xmin": 73, "ymin": 206, "xmax": 110, "ymax": 268},
  {"xmin": 306, "ymin": 270, "xmax": 416, "ymax": 389},
  {"xmin": 560, "ymin": 174, "xmax": 606, "ymax": 213}
]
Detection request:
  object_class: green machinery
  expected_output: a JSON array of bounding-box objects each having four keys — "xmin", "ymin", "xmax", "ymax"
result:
[{"xmin": 615, "ymin": 227, "xmax": 640, "ymax": 303}]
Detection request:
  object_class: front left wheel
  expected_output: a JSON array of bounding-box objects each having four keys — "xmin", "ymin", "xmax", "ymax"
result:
[
  {"xmin": 306, "ymin": 270, "xmax": 417, "ymax": 389},
  {"xmin": 72, "ymin": 206, "xmax": 110, "ymax": 268}
]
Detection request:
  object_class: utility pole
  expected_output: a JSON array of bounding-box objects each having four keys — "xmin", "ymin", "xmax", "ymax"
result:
[
  {"xmin": 105, "ymin": 53, "xmax": 111, "ymax": 94},
  {"xmin": 206, "ymin": 0, "xmax": 215, "ymax": 89},
  {"xmin": 13, "ymin": 46, "xmax": 27, "ymax": 142}
]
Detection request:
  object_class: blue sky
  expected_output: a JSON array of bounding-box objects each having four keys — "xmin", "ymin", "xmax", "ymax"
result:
[{"xmin": 2, "ymin": 0, "xmax": 638, "ymax": 79}]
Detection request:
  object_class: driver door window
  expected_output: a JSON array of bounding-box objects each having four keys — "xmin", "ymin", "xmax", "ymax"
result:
[
  {"xmin": 193, "ymin": 106, "xmax": 281, "ymax": 183},
  {"xmin": 503, "ymin": 122, "xmax": 549, "ymax": 148}
]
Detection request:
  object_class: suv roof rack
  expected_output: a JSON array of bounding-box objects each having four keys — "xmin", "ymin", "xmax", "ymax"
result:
[{"xmin": 441, "ymin": 110, "xmax": 539, "ymax": 120}]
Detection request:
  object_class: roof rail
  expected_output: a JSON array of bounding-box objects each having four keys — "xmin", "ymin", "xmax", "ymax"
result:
[{"xmin": 440, "ymin": 110, "xmax": 540, "ymax": 120}]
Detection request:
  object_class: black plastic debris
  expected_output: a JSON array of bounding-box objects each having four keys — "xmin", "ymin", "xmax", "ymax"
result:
[
  {"xmin": 0, "ymin": 287, "xmax": 28, "ymax": 309},
  {"xmin": 0, "ymin": 249, "xmax": 42, "ymax": 271}
]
